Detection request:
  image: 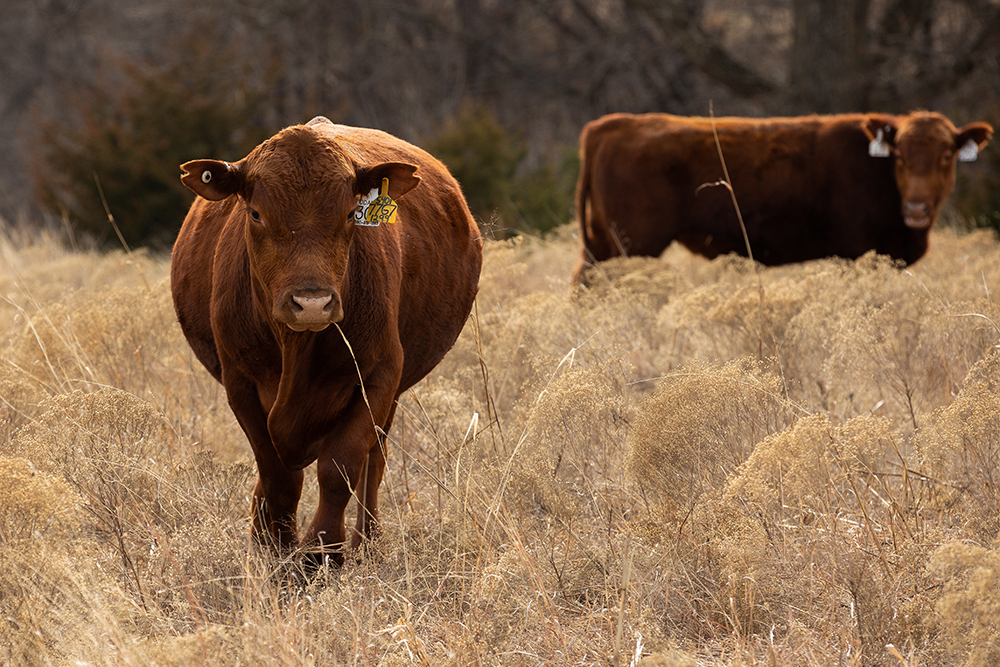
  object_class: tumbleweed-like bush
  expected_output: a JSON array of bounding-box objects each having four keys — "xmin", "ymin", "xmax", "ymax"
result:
[{"xmin": 3, "ymin": 220, "xmax": 1000, "ymax": 665}]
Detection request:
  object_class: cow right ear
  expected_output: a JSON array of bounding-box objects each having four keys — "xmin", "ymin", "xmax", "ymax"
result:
[
  {"xmin": 865, "ymin": 118, "xmax": 897, "ymax": 158},
  {"xmin": 180, "ymin": 160, "xmax": 242, "ymax": 201},
  {"xmin": 355, "ymin": 162, "xmax": 421, "ymax": 200},
  {"xmin": 955, "ymin": 122, "xmax": 993, "ymax": 162}
]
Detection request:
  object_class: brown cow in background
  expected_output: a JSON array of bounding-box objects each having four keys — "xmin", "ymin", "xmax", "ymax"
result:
[
  {"xmin": 573, "ymin": 111, "xmax": 992, "ymax": 283},
  {"xmin": 171, "ymin": 117, "xmax": 482, "ymax": 566}
]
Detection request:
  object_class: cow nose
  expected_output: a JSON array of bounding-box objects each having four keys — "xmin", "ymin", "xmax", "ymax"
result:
[
  {"xmin": 903, "ymin": 200, "xmax": 932, "ymax": 229},
  {"xmin": 282, "ymin": 290, "xmax": 342, "ymax": 331},
  {"xmin": 292, "ymin": 293, "xmax": 333, "ymax": 314}
]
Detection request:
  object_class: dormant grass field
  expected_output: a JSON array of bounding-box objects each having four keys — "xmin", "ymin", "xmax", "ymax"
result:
[{"xmin": 2, "ymin": 219, "xmax": 1000, "ymax": 666}]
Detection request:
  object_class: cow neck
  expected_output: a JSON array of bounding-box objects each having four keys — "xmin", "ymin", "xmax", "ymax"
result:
[
  {"xmin": 268, "ymin": 331, "xmax": 333, "ymax": 463},
  {"xmin": 268, "ymin": 317, "xmax": 363, "ymax": 448}
]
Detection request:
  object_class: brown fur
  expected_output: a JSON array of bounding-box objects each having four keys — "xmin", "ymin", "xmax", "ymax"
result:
[
  {"xmin": 573, "ymin": 111, "xmax": 992, "ymax": 283},
  {"xmin": 171, "ymin": 117, "xmax": 482, "ymax": 564}
]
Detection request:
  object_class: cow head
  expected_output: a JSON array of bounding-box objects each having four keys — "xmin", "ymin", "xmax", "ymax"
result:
[
  {"xmin": 865, "ymin": 112, "xmax": 992, "ymax": 230},
  {"xmin": 180, "ymin": 125, "xmax": 420, "ymax": 332}
]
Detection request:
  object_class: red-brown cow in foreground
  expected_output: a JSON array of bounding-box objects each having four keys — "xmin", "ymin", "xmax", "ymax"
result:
[
  {"xmin": 573, "ymin": 111, "xmax": 992, "ymax": 283},
  {"xmin": 171, "ymin": 117, "xmax": 482, "ymax": 565}
]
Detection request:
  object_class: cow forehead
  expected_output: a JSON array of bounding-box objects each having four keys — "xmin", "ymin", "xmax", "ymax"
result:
[
  {"xmin": 896, "ymin": 114, "xmax": 957, "ymax": 153},
  {"xmin": 246, "ymin": 127, "xmax": 356, "ymax": 196}
]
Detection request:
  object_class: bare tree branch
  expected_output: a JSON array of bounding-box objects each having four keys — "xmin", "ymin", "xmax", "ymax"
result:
[
  {"xmin": 909, "ymin": 5, "xmax": 1000, "ymax": 106},
  {"xmin": 624, "ymin": 0, "xmax": 776, "ymax": 98}
]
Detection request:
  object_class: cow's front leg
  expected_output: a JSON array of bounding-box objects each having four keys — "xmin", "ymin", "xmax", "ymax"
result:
[
  {"xmin": 224, "ymin": 369, "xmax": 305, "ymax": 551},
  {"xmin": 301, "ymin": 375, "xmax": 398, "ymax": 566},
  {"xmin": 250, "ymin": 452, "xmax": 304, "ymax": 551},
  {"xmin": 302, "ymin": 454, "xmax": 360, "ymax": 567}
]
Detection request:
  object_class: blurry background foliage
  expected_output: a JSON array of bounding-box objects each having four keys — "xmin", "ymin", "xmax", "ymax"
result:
[
  {"xmin": 3, "ymin": 0, "xmax": 1000, "ymax": 246},
  {"xmin": 426, "ymin": 103, "xmax": 578, "ymax": 237},
  {"xmin": 32, "ymin": 29, "xmax": 274, "ymax": 249}
]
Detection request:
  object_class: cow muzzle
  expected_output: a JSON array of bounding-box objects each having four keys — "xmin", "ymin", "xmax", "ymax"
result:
[
  {"xmin": 903, "ymin": 201, "xmax": 933, "ymax": 229},
  {"xmin": 276, "ymin": 289, "xmax": 343, "ymax": 332}
]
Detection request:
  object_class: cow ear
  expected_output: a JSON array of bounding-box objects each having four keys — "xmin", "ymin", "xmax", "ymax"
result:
[
  {"xmin": 865, "ymin": 117, "xmax": 897, "ymax": 158},
  {"xmin": 955, "ymin": 122, "xmax": 993, "ymax": 162},
  {"xmin": 180, "ymin": 160, "xmax": 242, "ymax": 201},
  {"xmin": 356, "ymin": 162, "xmax": 421, "ymax": 200}
]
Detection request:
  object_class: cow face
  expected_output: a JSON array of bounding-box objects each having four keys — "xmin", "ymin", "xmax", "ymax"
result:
[
  {"xmin": 181, "ymin": 126, "xmax": 420, "ymax": 332},
  {"xmin": 866, "ymin": 113, "xmax": 992, "ymax": 229}
]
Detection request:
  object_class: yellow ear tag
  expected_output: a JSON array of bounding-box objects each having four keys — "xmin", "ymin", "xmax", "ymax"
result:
[{"xmin": 364, "ymin": 177, "xmax": 398, "ymax": 225}]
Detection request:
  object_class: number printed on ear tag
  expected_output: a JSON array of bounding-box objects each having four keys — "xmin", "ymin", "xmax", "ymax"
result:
[
  {"xmin": 354, "ymin": 187, "xmax": 380, "ymax": 226},
  {"xmin": 364, "ymin": 178, "xmax": 399, "ymax": 226}
]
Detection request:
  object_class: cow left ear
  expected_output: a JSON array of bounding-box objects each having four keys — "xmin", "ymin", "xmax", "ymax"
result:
[
  {"xmin": 356, "ymin": 162, "xmax": 421, "ymax": 200},
  {"xmin": 955, "ymin": 122, "xmax": 993, "ymax": 162},
  {"xmin": 865, "ymin": 117, "xmax": 898, "ymax": 158},
  {"xmin": 181, "ymin": 160, "xmax": 242, "ymax": 201}
]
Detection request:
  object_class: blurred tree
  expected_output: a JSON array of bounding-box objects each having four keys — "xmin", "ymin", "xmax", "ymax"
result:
[
  {"xmin": 789, "ymin": 0, "xmax": 871, "ymax": 112},
  {"xmin": 4, "ymin": 0, "xmax": 1000, "ymax": 233},
  {"xmin": 427, "ymin": 104, "xmax": 577, "ymax": 236},
  {"xmin": 428, "ymin": 104, "xmax": 524, "ymax": 230},
  {"xmin": 32, "ymin": 29, "xmax": 273, "ymax": 248},
  {"xmin": 622, "ymin": 0, "xmax": 1000, "ymax": 115},
  {"xmin": 625, "ymin": 0, "xmax": 775, "ymax": 99},
  {"xmin": 0, "ymin": 0, "xmax": 98, "ymax": 221}
]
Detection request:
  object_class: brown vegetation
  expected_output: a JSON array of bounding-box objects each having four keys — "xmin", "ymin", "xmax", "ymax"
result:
[{"xmin": 3, "ymin": 221, "xmax": 1000, "ymax": 665}]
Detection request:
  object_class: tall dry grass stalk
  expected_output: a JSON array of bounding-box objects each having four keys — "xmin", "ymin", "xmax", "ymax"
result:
[{"xmin": 3, "ymin": 218, "xmax": 1000, "ymax": 665}]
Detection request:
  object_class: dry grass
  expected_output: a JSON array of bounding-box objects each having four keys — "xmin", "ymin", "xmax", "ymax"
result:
[{"xmin": 3, "ymin": 218, "xmax": 1000, "ymax": 666}]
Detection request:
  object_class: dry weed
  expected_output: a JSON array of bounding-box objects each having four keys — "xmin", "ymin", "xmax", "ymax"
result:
[
  {"xmin": 626, "ymin": 356, "xmax": 799, "ymax": 512},
  {"xmin": 928, "ymin": 536, "xmax": 1000, "ymax": 666},
  {"xmin": 0, "ymin": 455, "xmax": 117, "ymax": 666},
  {"xmin": 3, "ymin": 221, "xmax": 1000, "ymax": 665},
  {"xmin": 912, "ymin": 348, "xmax": 1000, "ymax": 540}
]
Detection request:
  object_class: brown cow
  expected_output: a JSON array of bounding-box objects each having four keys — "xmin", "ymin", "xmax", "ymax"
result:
[
  {"xmin": 171, "ymin": 117, "xmax": 482, "ymax": 565},
  {"xmin": 573, "ymin": 111, "xmax": 992, "ymax": 283}
]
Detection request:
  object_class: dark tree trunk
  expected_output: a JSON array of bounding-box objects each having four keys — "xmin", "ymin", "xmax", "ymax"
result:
[{"xmin": 789, "ymin": 0, "xmax": 871, "ymax": 113}]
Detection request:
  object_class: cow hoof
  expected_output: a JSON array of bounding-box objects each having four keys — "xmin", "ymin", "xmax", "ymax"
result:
[{"xmin": 301, "ymin": 545, "xmax": 346, "ymax": 574}]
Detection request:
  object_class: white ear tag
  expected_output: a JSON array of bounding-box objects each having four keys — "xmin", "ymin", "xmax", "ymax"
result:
[
  {"xmin": 353, "ymin": 186, "xmax": 381, "ymax": 227},
  {"xmin": 958, "ymin": 139, "xmax": 979, "ymax": 162},
  {"xmin": 868, "ymin": 128, "xmax": 891, "ymax": 158}
]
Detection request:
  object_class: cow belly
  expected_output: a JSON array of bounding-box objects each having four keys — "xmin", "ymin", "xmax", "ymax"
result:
[{"xmin": 398, "ymin": 264, "xmax": 479, "ymax": 391}]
